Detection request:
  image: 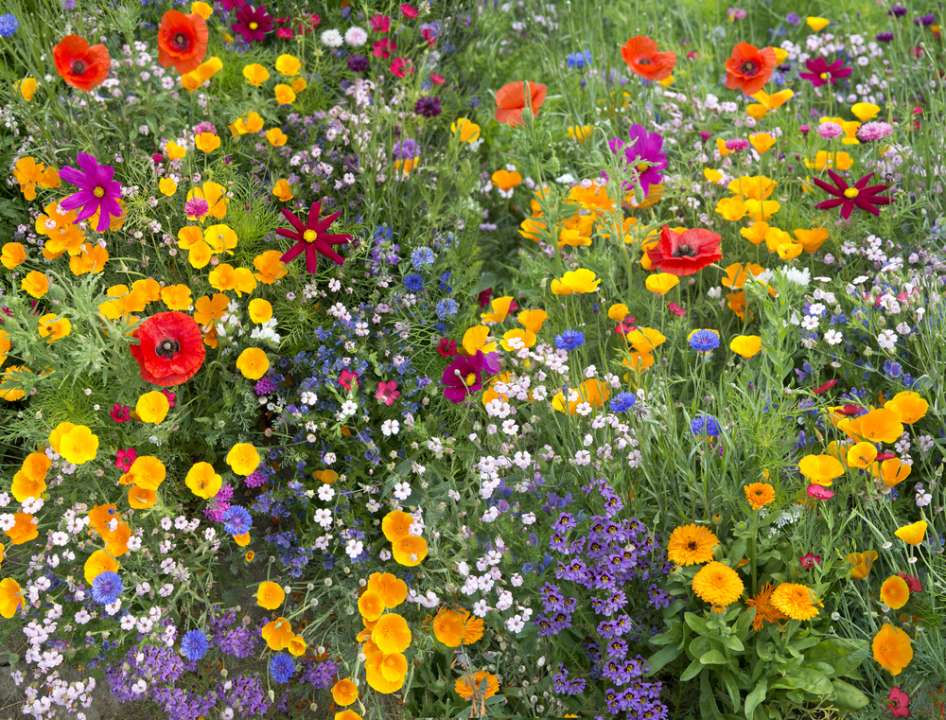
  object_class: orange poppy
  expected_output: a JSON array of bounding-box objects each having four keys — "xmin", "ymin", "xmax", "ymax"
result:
[
  {"xmin": 621, "ymin": 35, "xmax": 676, "ymax": 81},
  {"xmin": 157, "ymin": 10, "xmax": 209, "ymax": 74},
  {"xmin": 494, "ymin": 81, "xmax": 547, "ymax": 127},
  {"xmin": 724, "ymin": 42, "xmax": 776, "ymax": 95},
  {"xmin": 53, "ymin": 35, "xmax": 110, "ymax": 92}
]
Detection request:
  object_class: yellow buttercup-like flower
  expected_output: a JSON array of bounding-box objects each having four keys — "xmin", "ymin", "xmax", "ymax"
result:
[{"xmin": 136, "ymin": 391, "xmax": 170, "ymax": 424}]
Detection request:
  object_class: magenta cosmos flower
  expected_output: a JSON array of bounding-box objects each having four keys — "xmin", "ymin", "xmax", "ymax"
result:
[
  {"xmin": 609, "ymin": 124, "xmax": 667, "ymax": 197},
  {"xmin": 813, "ymin": 170, "xmax": 891, "ymax": 219},
  {"xmin": 232, "ymin": 4, "xmax": 273, "ymax": 43},
  {"xmin": 799, "ymin": 57, "xmax": 852, "ymax": 87},
  {"xmin": 59, "ymin": 152, "xmax": 123, "ymax": 232},
  {"xmin": 276, "ymin": 200, "xmax": 351, "ymax": 273},
  {"xmin": 442, "ymin": 351, "xmax": 499, "ymax": 403}
]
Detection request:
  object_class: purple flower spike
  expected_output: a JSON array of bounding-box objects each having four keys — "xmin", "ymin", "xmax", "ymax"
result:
[{"xmin": 59, "ymin": 152, "xmax": 123, "ymax": 232}]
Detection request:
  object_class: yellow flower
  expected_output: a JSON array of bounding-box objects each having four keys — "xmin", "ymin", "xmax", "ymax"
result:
[
  {"xmin": 136, "ymin": 391, "xmax": 170, "ymax": 424},
  {"xmin": 749, "ymin": 132, "xmax": 775, "ymax": 154},
  {"xmin": 691, "ymin": 562, "xmax": 744, "ymax": 606},
  {"xmin": 715, "ymin": 195, "xmax": 746, "ymax": 222},
  {"xmin": 667, "ymin": 524, "xmax": 718, "ymax": 566},
  {"xmin": 21, "ymin": 271, "xmax": 49, "ymax": 299},
  {"xmin": 743, "ymin": 482, "xmax": 775, "ymax": 510},
  {"xmin": 194, "ymin": 132, "xmax": 221, "ymax": 153},
  {"xmin": 1, "ymin": 242, "xmax": 27, "ymax": 270},
  {"xmin": 644, "ymin": 273, "xmax": 679, "ymax": 295},
  {"xmin": 265, "ymin": 128, "xmax": 288, "ymax": 147},
  {"xmin": 331, "ymin": 678, "xmax": 359, "ymax": 707},
  {"xmin": 798, "ymin": 454, "xmax": 844, "ymax": 486},
  {"xmin": 358, "ymin": 590, "xmax": 385, "ymax": 621},
  {"xmin": 335, "ymin": 711, "xmax": 363, "ymax": 720},
  {"xmin": 226, "ymin": 442, "xmax": 260, "ymax": 476},
  {"xmin": 248, "ymin": 298, "xmax": 273, "ymax": 324},
  {"xmin": 872, "ymin": 624, "xmax": 913, "ymax": 676},
  {"xmin": 793, "ymin": 227, "xmax": 829, "ymax": 253},
  {"xmin": 275, "ymin": 54, "xmax": 302, "ymax": 76},
  {"xmin": 274, "ymin": 83, "xmax": 296, "ymax": 105},
  {"xmin": 291, "ymin": 77, "xmax": 307, "ymax": 93},
  {"xmin": 165, "ymin": 141, "xmax": 187, "ymax": 161},
  {"xmin": 18, "ymin": 77, "xmax": 38, "ymax": 101},
  {"xmin": 185, "ymin": 461, "xmax": 222, "ymax": 499},
  {"xmin": 242, "ymin": 63, "xmax": 270, "ymax": 86},
  {"xmin": 770, "ymin": 582, "xmax": 819, "ymax": 620},
  {"xmin": 567, "ymin": 125, "xmax": 593, "ymax": 143},
  {"xmin": 450, "ymin": 117, "xmax": 481, "ymax": 143},
  {"xmin": 231, "ymin": 111, "xmax": 264, "ymax": 136},
  {"xmin": 879, "ymin": 575, "xmax": 910, "ymax": 610},
  {"xmin": 392, "ymin": 535, "xmax": 428, "ymax": 567},
  {"xmin": 847, "ymin": 550, "xmax": 878, "ymax": 580},
  {"xmin": 272, "ymin": 178, "xmax": 294, "ymax": 202},
  {"xmin": 83, "ymin": 549, "xmax": 119, "ymax": 584},
  {"xmin": 729, "ymin": 335, "xmax": 761, "ymax": 359},
  {"xmin": 607, "ymin": 303, "xmax": 629, "ymax": 321},
  {"xmin": 181, "ymin": 56, "xmax": 223, "ymax": 91},
  {"xmin": 884, "ymin": 391, "xmax": 928, "ymax": 425},
  {"xmin": 550, "ymin": 268, "xmax": 600, "ymax": 296},
  {"xmin": 894, "ymin": 520, "xmax": 927, "ymax": 546},
  {"xmin": 160, "ymin": 284, "xmax": 193, "ymax": 311},
  {"xmin": 37, "ymin": 313, "xmax": 72, "ymax": 343},
  {"xmin": 236, "ymin": 347, "xmax": 269, "ymax": 380},
  {"xmin": 127, "ymin": 455, "xmax": 166, "ymax": 491},
  {"xmin": 367, "ymin": 572, "xmax": 408, "ymax": 609},
  {"xmin": 806, "ymin": 16, "xmax": 830, "ymax": 32},
  {"xmin": 158, "ymin": 177, "xmax": 177, "ymax": 196},
  {"xmin": 846, "ymin": 441, "xmax": 878, "ymax": 469},
  {"xmin": 256, "ymin": 580, "xmax": 286, "ymax": 610},
  {"xmin": 851, "ymin": 102, "xmax": 880, "ymax": 122},
  {"xmin": 455, "ymin": 671, "xmax": 499, "ymax": 702},
  {"xmin": 371, "ymin": 613, "xmax": 412, "ymax": 654},
  {"xmin": 54, "ymin": 423, "xmax": 99, "ymax": 465},
  {"xmin": 191, "ymin": 1, "xmax": 213, "ymax": 19},
  {"xmin": 0, "ymin": 578, "xmax": 24, "ymax": 619},
  {"xmin": 382, "ymin": 510, "xmax": 416, "ymax": 541}
]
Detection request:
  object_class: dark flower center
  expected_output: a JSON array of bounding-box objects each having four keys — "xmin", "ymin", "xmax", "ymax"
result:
[
  {"xmin": 71, "ymin": 59, "xmax": 87, "ymax": 75},
  {"xmin": 173, "ymin": 32, "xmax": 191, "ymax": 50},
  {"xmin": 155, "ymin": 338, "xmax": 180, "ymax": 358},
  {"xmin": 673, "ymin": 243, "xmax": 696, "ymax": 257},
  {"xmin": 637, "ymin": 57, "xmax": 651, "ymax": 65},
  {"xmin": 740, "ymin": 60, "xmax": 758, "ymax": 75},
  {"xmin": 687, "ymin": 541, "xmax": 698, "ymax": 550}
]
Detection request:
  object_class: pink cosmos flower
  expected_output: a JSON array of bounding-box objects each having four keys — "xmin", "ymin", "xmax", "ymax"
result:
[{"xmin": 60, "ymin": 152, "xmax": 124, "ymax": 233}]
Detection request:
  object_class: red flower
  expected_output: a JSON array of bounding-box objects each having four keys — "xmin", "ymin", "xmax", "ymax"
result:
[
  {"xmin": 724, "ymin": 42, "xmax": 776, "ymax": 95},
  {"xmin": 130, "ymin": 312, "xmax": 206, "ymax": 387},
  {"xmin": 157, "ymin": 10, "xmax": 209, "ymax": 74},
  {"xmin": 799, "ymin": 552, "xmax": 822, "ymax": 569},
  {"xmin": 646, "ymin": 226, "xmax": 722, "ymax": 276},
  {"xmin": 813, "ymin": 171, "xmax": 892, "ymax": 219},
  {"xmin": 53, "ymin": 35, "xmax": 111, "ymax": 92},
  {"xmin": 896, "ymin": 573, "xmax": 923, "ymax": 593},
  {"xmin": 277, "ymin": 200, "xmax": 351, "ymax": 274},
  {"xmin": 887, "ymin": 687, "xmax": 909, "ymax": 718},
  {"xmin": 621, "ymin": 35, "xmax": 676, "ymax": 81},
  {"xmin": 494, "ymin": 80, "xmax": 547, "ymax": 127},
  {"xmin": 436, "ymin": 338, "xmax": 458, "ymax": 357}
]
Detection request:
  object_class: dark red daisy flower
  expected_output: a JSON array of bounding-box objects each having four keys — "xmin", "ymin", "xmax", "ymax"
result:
[
  {"xmin": 646, "ymin": 226, "xmax": 722, "ymax": 276},
  {"xmin": 130, "ymin": 311, "xmax": 206, "ymax": 386},
  {"xmin": 813, "ymin": 170, "xmax": 891, "ymax": 219},
  {"xmin": 277, "ymin": 200, "xmax": 352, "ymax": 274},
  {"xmin": 799, "ymin": 57, "xmax": 853, "ymax": 87}
]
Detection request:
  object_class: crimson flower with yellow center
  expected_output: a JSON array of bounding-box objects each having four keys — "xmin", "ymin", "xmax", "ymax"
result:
[{"xmin": 276, "ymin": 200, "xmax": 351, "ymax": 274}]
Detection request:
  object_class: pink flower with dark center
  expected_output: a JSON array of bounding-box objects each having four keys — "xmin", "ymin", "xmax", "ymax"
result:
[
  {"xmin": 110, "ymin": 403, "xmax": 131, "ymax": 423},
  {"xmin": 807, "ymin": 484, "xmax": 834, "ymax": 500},
  {"xmin": 800, "ymin": 552, "xmax": 821, "ymax": 569},
  {"xmin": 338, "ymin": 369, "xmax": 358, "ymax": 390},
  {"xmin": 115, "ymin": 448, "xmax": 138, "ymax": 472},
  {"xmin": 375, "ymin": 381, "xmax": 400, "ymax": 406},
  {"xmin": 887, "ymin": 687, "xmax": 909, "ymax": 718}
]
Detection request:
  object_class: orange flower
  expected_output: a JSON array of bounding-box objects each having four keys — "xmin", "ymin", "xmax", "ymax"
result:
[
  {"xmin": 724, "ymin": 42, "xmax": 776, "ymax": 95},
  {"xmin": 494, "ymin": 81, "xmax": 547, "ymax": 127},
  {"xmin": 53, "ymin": 35, "xmax": 110, "ymax": 92},
  {"xmin": 455, "ymin": 671, "xmax": 500, "ymax": 701},
  {"xmin": 745, "ymin": 583, "xmax": 787, "ymax": 630},
  {"xmin": 157, "ymin": 10, "xmax": 209, "ymax": 74},
  {"xmin": 620, "ymin": 35, "xmax": 676, "ymax": 81}
]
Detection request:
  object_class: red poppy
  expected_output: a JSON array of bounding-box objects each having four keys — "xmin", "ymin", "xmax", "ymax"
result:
[
  {"xmin": 53, "ymin": 35, "xmax": 111, "ymax": 92},
  {"xmin": 621, "ymin": 35, "xmax": 676, "ymax": 81},
  {"xmin": 130, "ymin": 312, "xmax": 206, "ymax": 387},
  {"xmin": 646, "ymin": 226, "xmax": 722, "ymax": 276},
  {"xmin": 724, "ymin": 42, "xmax": 776, "ymax": 95},
  {"xmin": 495, "ymin": 81, "xmax": 547, "ymax": 127},
  {"xmin": 157, "ymin": 10, "xmax": 209, "ymax": 74}
]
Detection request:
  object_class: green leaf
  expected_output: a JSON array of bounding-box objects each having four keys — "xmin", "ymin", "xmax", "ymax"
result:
[
  {"xmin": 745, "ymin": 679, "xmax": 767, "ymax": 719},
  {"xmin": 680, "ymin": 659, "xmax": 704, "ymax": 682},
  {"xmin": 647, "ymin": 645, "xmax": 683, "ymax": 675},
  {"xmin": 725, "ymin": 634, "xmax": 745, "ymax": 652},
  {"xmin": 685, "ymin": 612, "xmax": 709, "ymax": 634},
  {"xmin": 700, "ymin": 649, "xmax": 728, "ymax": 665},
  {"xmin": 831, "ymin": 679, "xmax": 870, "ymax": 710}
]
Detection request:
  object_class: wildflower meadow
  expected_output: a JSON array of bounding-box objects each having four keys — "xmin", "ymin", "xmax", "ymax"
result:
[{"xmin": 0, "ymin": 0, "xmax": 945, "ymax": 718}]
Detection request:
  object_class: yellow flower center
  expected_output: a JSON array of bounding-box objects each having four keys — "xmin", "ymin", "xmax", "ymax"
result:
[
  {"xmin": 636, "ymin": 162, "xmax": 649, "ymax": 173},
  {"xmin": 819, "ymin": 72, "xmax": 829, "ymax": 80},
  {"xmin": 843, "ymin": 187, "xmax": 859, "ymax": 199},
  {"xmin": 465, "ymin": 373, "xmax": 477, "ymax": 386},
  {"xmin": 249, "ymin": 21, "xmax": 259, "ymax": 30},
  {"xmin": 93, "ymin": 186, "xmax": 105, "ymax": 198},
  {"xmin": 303, "ymin": 229, "xmax": 318, "ymax": 243}
]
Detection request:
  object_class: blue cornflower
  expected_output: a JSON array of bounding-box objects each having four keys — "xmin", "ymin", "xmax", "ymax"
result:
[
  {"xmin": 554, "ymin": 330, "xmax": 585, "ymax": 352},
  {"xmin": 566, "ymin": 49, "xmax": 591, "ymax": 69},
  {"xmin": 0, "ymin": 14, "xmax": 18, "ymax": 37},
  {"xmin": 222, "ymin": 505, "xmax": 252, "ymax": 535},
  {"xmin": 403, "ymin": 273, "xmax": 424, "ymax": 292},
  {"xmin": 688, "ymin": 329, "xmax": 720, "ymax": 352},
  {"xmin": 411, "ymin": 247, "xmax": 435, "ymax": 268},
  {"xmin": 91, "ymin": 571, "xmax": 123, "ymax": 605},
  {"xmin": 609, "ymin": 392, "xmax": 637, "ymax": 413},
  {"xmin": 690, "ymin": 414, "xmax": 721, "ymax": 437},
  {"xmin": 180, "ymin": 629, "xmax": 209, "ymax": 661},
  {"xmin": 436, "ymin": 298, "xmax": 458, "ymax": 319},
  {"xmin": 269, "ymin": 652, "xmax": 296, "ymax": 684}
]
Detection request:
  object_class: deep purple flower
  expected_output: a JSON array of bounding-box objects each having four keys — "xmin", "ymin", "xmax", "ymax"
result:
[
  {"xmin": 915, "ymin": 14, "xmax": 936, "ymax": 26},
  {"xmin": 813, "ymin": 170, "xmax": 892, "ymax": 219},
  {"xmin": 889, "ymin": 5, "xmax": 907, "ymax": 17},
  {"xmin": 414, "ymin": 95, "xmax": 442, "ymax": 117},
  {"xmin": 347, "ymin": 54, "xmax": 369, "ymax": 72},
  {"xmin": 442, "ymin": 351, "xmax": 493, "ymax": 403},
  {"xmin": 876, "ymin": 31, "xmax": 894, "ymax": 42},
  {"xmin": 799, "ymin": 57, "xmax": 852, "ymax": 87},
  {"xmin": 59, "ymin": 152, "xmax": 123, "ymax": 232},
  {"xmin": 609, "ymin": 124, "xmax": 667, "ymax": 196},
  {"xmin": 232, "ymin": 4, "xmax": 273, "ymax": 43}
]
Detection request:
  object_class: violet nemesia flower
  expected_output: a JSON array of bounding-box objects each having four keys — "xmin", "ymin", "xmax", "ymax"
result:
[
  {"xmin": 59, "ymin": 152, "xmax": 123, "ymax": 232},
  {"xmin": 609, "ymin": 124, "xmax": 667, "ymax": 197}
]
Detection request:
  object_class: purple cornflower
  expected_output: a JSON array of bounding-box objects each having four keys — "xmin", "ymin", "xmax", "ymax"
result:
[
  {"xmin": 414, "ymin": 95, "xmax": 442, "ymax": 117},
  {"xmin": 392, "ymin": 138, "xmax": 419, "ymax": 160},
  {"xmin": 347, "ymin": 54, "xmax": 369, "ymax": 72},
  {"xmin": 59, "ymin": 152, "xmax": 123, "ymax": 232},
  {"xmin": 889, "ymin": 5, "xmax": 907, "ymax": 17},
  {"xmin": 232, "ymin": 4, "xmax": 273, "ymax": 43},
  {"xmin": 609, "ymin": 124, "xmax": 667, "ymax": 196},
  {"xmin": 91, "ymin": 571, "xmax": 123, "ymax": 604},
  {"xmin": 222, "ymin": 504, "xmax": 252, "ymax": 535},
  {"xmin": 180, "ymin": 629, "xmax": 209, "ymax": 661},
  {"xmin": 269, "ymin": 653, "xmax": 295, "ymax": 684}
]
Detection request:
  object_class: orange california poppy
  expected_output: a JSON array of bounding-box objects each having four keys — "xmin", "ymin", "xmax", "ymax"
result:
[
  {"xmin": 495, "ymin": 81, "xmax": 547, "ymax": 127},
  {"xmin": 157, "ymin": 10, "xmax": 209, "ymax": 74},
  {"xmin": 53, "ymin": 35, "xmax": 110, "ymax": 92},
  {"xmin": 724, "ymin": 42, "xmax": 776, "ymax": 95},
  {"xmin": 621, "ymin": 35, "xmax": 676, "ymax": 81}
]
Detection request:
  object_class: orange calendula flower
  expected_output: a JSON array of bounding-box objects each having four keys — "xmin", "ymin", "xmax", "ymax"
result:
[
  {"xmin": 745, "ymin": 583, "xmax": 787, "ymax": 630},
  {"xmin": 743, "ymin": 482, "xmax": 775, "ymax": 510},
  {"xmin": 770, "ymin": 582, "xmax": 819, "ymax": 620},
  {"xmin": 667, "ymin": 524, "xmax": 718, "ymax": 566},
  {"xmin": 455, "ymin": 671, "xmax": 500, "ymax": 702}
]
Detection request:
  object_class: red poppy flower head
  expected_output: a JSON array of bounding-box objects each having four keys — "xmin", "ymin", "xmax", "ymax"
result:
[
  {"xmin": 647, "ymin": 226, "xmax": 722, "ymax": 276},
  {"xmin": 53, "ymin": 34, "xmax": 111, "ymax": 92},
  {"xmin": 130, "ymin": 311, "xmax": 206, "ymax": 387},
  {"xmin": 724, "ymin": 42, "xmax": 776, "ymax": 95},
  {"xmin": 495, "ymin": 80, "xmax": 547, "ymax": 127},
  {"xmin": 621, "ymin": 35, "xmax": 676, "ymax": 81},
  {"xmin": 157, "ymin": 10, "xmax": 209, "ymax": 74}
]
